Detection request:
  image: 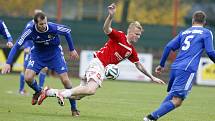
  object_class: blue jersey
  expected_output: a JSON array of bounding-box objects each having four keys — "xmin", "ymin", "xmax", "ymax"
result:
[
  {"xmin": 160, "ymin": 26, "xmax": 215, "ymax": 72},
  {"xmin": 7, "ymin": 22, "xmax": 75, "ymax": 64},
  {"xmin": 0, "ymin": 20, "xmax": 13, "ymax": 42}
]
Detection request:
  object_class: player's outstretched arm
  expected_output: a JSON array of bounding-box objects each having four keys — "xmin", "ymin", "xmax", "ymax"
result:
[
  {"xmin": 103, "ymin": 3, "xmax": 116, "ymax": 34},
  {"xmin": 135, "ymin": 62, "xmax": 165, "ymax": 84},
  {"xmin": 2, "ymin": 28, "xmax": 32, "ymax": 74}
]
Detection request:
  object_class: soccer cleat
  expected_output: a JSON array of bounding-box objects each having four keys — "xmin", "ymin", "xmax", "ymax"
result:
[
  {"xmin": 19, "ymin": 90, "xmax": 29, "ymax": 96},
  {"xmin": 38, "ymin": 86, "xmax": 49, "ymax": 105},
  {"xmin": 31, "ymin": 92, "xmax": 41, "ymax": 105},
  {"xmin": 56, "ymin": 91, "xmax": 65, "ymax": 106},
  {"xmin": 71, "ymin": 110, "xmax": 80, "ymax": 117}
]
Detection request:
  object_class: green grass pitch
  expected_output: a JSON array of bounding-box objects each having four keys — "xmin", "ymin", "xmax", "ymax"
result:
[{"xmin": 0, "ymin": 74, "xmax": 215, "ymax": 121}]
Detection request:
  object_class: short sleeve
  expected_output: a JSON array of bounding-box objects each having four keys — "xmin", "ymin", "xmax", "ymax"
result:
[{"xmin": 108, "ymin": 29, "xmax": 125, "ymax": 43}]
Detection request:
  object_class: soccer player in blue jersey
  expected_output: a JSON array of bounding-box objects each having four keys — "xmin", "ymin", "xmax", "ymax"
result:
[
  {"xmin": 143, "ymin": 11, "xmax": 215, "ymax": 121},
  {"xmin": 1, "ymin": 11, "xmax": 80, "ymax": 116},
  {"xmin": 19, "ymin": 14, "xmax": 47, "ymax": 94},
  {"xmin": 0, "ymin": 19, "xmax": 13, "ymax": 48}
]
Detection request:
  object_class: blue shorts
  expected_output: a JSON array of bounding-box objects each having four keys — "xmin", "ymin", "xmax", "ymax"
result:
[
  {"xmin": 167, "ymin": 69, "xmax": 196, "ymax": 99},
  {"xmin": 26, "ymin": 53, "xmax": 68, "ymax": 75}
]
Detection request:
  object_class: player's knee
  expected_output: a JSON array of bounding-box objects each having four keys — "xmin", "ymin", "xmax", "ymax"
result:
[
  {"xmin": 24, "ymin": 74, "xmax": 34, "ymax": 82},
  {"xmin": 172, "ymin": 97, "xmax": 183, "ymax": 107},
  {"xmin": 86, "ymin": 87, "xmax": 96, "ymax": 95},
  {"xmin": 41, "ymin": 67, "xmax": 48, "ymax": 72}
]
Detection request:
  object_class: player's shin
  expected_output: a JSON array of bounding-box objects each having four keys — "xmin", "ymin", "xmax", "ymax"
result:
[
  {"xmin": 39, "ymin": 72, "xmax": 46, "ymax": 88},
  {"xmin": 26, "ymin": 79, "xmax": 41, "ymax": 93},
  {"xmin": 151, "ymin": 100, "xmax": 175, "ymax": 120},
  {"xmin": 19, "ymin": 72, "xmax": 25, "ymax": 92},
  {"xmin": 59, "ymin": 89, "xmax": 73, "ymax": 98}
]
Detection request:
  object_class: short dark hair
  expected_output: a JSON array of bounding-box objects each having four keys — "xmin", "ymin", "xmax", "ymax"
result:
[
  {"xmin": 34, "ymin": 12, "xmax": 46, "ymax": 23},
  {"xmin": 192, "ymin": 11, "xmax": 206, "ymax": 24}
]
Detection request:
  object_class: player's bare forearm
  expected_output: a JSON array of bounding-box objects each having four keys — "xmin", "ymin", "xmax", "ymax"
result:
[
  {"xmin": 103, "ymin": 3, "xmax": 116, "ymax": 34},
  {"xmin": 103, "ymin": 14, "xmax": 113, "ymax": 34},
  {"xmin": 135, "ymin": 62, "xmax": 153, "ymax": 79}
]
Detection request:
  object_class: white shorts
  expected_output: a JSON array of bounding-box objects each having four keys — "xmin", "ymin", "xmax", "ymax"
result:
[{"xmin": 85, "ymin": 58, "xmax": 105, "ymax": 86}]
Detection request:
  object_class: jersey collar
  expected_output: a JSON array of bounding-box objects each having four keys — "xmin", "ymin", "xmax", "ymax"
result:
[
  {"xmin": 192, "ymin": 25, "xmax": 203, "ymax": 27},
  {"xmin": 35, "ymin": 24, "xmax": 49, "ymax": 33}
]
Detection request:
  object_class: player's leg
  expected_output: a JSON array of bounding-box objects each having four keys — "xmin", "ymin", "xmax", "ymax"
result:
[
  {"xmin": 144, "ymin": 70, "xmax": 195, "ymax": 120},
  {"xmin": 58, "ymin": 72, "xmax": 80, "ymax": 116},
  {"xmin": 38, "ymin": 67, "xmax": 48, "ymax": 88},
  {"xmin": 25, "ymin": 69, "xmax": 43, "ymax": 105},
  {"xmin": 19, "ymin": 53, "xmax": 29, "ymax": 94},
  {"xmin": 58, "ymin": 58, "xmax": 104, "ymax": 98},
  {"xmin": 25, "ymin": 57, "xmax": 44, "ymax": 105},
  {"xmin": 19, "ymin": 71, "xmax": 25, "ymax": 94},
  {"xmin": 60, "ymin": 79, "xmax": 99, "ymax": 97}
]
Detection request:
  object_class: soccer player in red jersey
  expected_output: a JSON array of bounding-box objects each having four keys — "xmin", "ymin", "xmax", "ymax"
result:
[{"xmin": 38, "ymin": 3, "xmax": 165, "ymax": 106}]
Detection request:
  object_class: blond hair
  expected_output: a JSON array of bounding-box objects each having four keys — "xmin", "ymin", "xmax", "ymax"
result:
[{"xmin": 127, "ymin": 21, "xmax": 143, "ymax": 33}]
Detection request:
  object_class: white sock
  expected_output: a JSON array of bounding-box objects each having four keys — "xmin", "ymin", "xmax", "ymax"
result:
[
  {"xmin": 46, "ymin": 89, "xmax": 58, "ymax": 97},
  {"xmin": 60, "ymin": 89, "xmax": 73, "ymax": 98}
]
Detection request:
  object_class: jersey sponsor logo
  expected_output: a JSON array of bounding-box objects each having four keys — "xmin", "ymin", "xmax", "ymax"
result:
[{"xmin": 34, "ymin": 35, "xmax": 54, "ymax": 45}]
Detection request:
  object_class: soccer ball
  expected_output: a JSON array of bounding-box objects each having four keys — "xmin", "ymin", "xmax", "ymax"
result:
[{"xmin": 105, "ymin": 64, "xmax": 120, "ymax": 80}]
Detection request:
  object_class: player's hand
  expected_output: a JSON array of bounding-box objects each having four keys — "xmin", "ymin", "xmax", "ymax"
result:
[
  {"xmin": 6, "ymin": 41, "xmax": 13, "ymax": 48},
  {"xmin": 69, "ymin": 50, "xmax": 79, "ymax": 60},
  {"xmin": 155, "ymin": 65, "xmax": 165, "ymax": 75},
  {"xmin": 1, "ymin": 64, "xmax": 11, "ymax": 74},
  {"xmin": 108, "ymin": 3, "xmax": 116, "ymax": 17},
  {"xmin": 151, "ymin": 76, "xmax": 166, "ymax": 84}
]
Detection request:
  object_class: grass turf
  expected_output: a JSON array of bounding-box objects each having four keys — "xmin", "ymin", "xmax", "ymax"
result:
[{"xmin": 0, "ymin": 74, "xmax": 215, "ymax": 121}]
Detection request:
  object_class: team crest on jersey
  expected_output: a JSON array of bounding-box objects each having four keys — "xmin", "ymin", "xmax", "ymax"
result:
[
  {"xmin": 125, "ymin": 51, "xmax": 131, "ymax": 58},
  {"xmin": 48, "ymin": 34, "xmax": 55, "ymax": 39}
]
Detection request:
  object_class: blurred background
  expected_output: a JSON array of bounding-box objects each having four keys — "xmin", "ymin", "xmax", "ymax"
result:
[{"xmin": 0, "ymin": 0, "xmax": 215, "ymax": 82}]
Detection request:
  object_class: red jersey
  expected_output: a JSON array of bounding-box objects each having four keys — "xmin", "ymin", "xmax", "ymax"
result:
[{"xmin": 94, "ymin": 29, "xmax": 139, "ymax": 67}]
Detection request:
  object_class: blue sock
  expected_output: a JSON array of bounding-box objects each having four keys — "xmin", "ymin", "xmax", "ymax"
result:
[
  {"xmin": 19, "ymin": 72, "xmax": 25, "ymax": 92},
  {"xmin": 161, "ymin": 93, "xmax": 174, "ymax": 104},
  {"xmin": 151, "ymin": 100, "xmax": 175, "ymax": 119},
  {"xmin": 26, "ymin": 80, "xmax": 42, "ymax": 93},
  {"xmin": 39, "ymin": 72, "xmax": 46, "ymax": 88},
  {"xmin": 69, "ymin": 99, "xmax": 77, "ymax": 111},
  {"xmin": 65, "ymin": 86, "xmax": 77, "ymax": 111}
]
